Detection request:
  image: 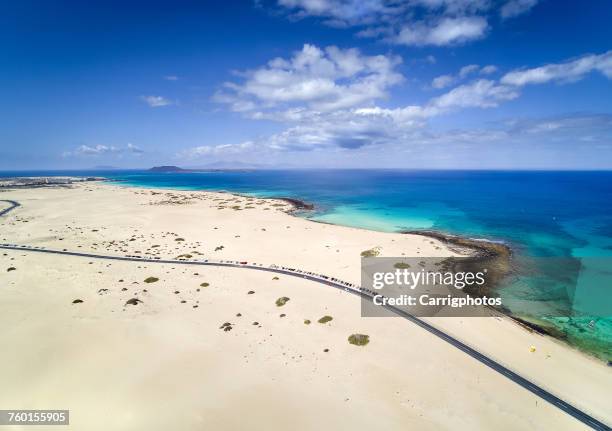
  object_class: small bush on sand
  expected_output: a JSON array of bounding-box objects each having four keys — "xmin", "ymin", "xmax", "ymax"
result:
[
  {"xmin": 200, "ymin": 282, "xmax": 210, "ymax": 287},
  {"xmin": 144, "ymin": 277, "xmax": 159, "ymax": 283},
  {"xmin": 348, "ymin": 334, "xmax": 370, "ymax": 346},
  {"xmin": 318, "ymin": 315, "xmax": 333, "ymax": 324},
  {"xmin": 219, "ymin": 322, "xmax": 233, "ymax": 332},
  {"xmin": 272, "ymin": 276, "xmax": 279, "ymax": 280},
  {"xmin": 276, "ymin": 297, "xmax": 290, "ymax": 307},
  {"xmin": 7, "ymin": 267, "xmax": 16, "ymax": 272},
  {"xmin": 360, "ymin": 247, "xmax": 380, "ymax": 258},
  {"xmin": 304, "ymin": 319, "xmax": 311, "ymax": 325},
  {"xmin": 394, "ymin": 262, "xmax": 411, "ymax": 269},
  {"xmin": 72, "ymin": 299, "xmax": 83, "ymax": 304},
  {"xmin": 125, "ymin": 298, "xmax": 142, "ymax": 306}
]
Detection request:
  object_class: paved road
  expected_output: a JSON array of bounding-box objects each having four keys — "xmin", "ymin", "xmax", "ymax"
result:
[
  {"xmin": 0, "ymin": 200, "xmax": 20, "ymax": 216},
  {"xmin": 0, "ymin": 200, "xmax": 609, "ymax": 430}
]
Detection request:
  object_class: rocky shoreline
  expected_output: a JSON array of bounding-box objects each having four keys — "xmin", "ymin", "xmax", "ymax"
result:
[
  {"xmin": 277, "ymin": 197, "xmax": 315, "ymax": 211},
  {"xmin": 403, "ymin": 229, "xmax": 579, "ymax": 344}
]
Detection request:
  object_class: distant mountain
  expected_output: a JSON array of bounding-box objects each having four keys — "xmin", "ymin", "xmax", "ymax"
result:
[{"xmin": 148, "ymin": 165, "xmax": 190, "ymax": 172}]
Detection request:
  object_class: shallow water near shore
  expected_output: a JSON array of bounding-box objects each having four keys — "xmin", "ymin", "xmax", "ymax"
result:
[{"xmin": 2, "ymin": 169, "xmax": 612, "ymax": 359}]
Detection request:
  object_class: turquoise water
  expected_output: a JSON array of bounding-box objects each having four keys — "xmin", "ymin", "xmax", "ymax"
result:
[{"xmin": 2, "ymin": 169, "xmax": 611, "ymax": 359}]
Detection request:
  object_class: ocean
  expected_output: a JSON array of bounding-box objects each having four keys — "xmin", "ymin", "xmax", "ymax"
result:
[{"xmin": 3, "ymin": 169, "xmax": 611, "ymax": 359}]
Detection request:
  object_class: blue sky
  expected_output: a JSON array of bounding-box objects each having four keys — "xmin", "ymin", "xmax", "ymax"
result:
[{"xmin": 1, "ymin": 0, "xmax": 611, "ymax": 169}]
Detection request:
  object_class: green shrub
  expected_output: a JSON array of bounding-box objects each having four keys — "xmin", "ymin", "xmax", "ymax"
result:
[
  {"xmin": 275, "ymin": 297, "xmax": 290, "ymax": 307},
  {"xmin": 360, "ymin": 248, "xmax": 380, "ymax": 257},
  {"xmin": 318, "ymin": 315, "xmax": 333, "ymax": 324},
  {"xmin": 125, "ymin": 298, "xmax": 143, "ymax": 306},
  {"xmin": 348, "ymin": 334, "xmax": 370, "ymax": 346}
]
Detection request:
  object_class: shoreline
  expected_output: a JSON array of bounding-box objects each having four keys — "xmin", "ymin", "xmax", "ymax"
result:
[
  {"xmin": 2, "ymin": 178, "xmax": 608, "ymax": 362},
  {"xmin": 1, "ymin": 180, "xmax": 611, "ymax": 429},
  {"xmin": 110, "ymin": 181, "xmax": 604, "ymax": 361},
  {"xmin": 117, "ymin": 182, "xmax": 610, "ymax": 363}
]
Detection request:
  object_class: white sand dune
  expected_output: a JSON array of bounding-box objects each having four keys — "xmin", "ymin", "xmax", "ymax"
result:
[{"xmin": 0, "ymin": 183, "xmax": 609, "ymax": 430}]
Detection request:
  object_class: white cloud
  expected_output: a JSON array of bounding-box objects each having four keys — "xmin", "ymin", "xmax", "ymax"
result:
[
  {"xmin": 431, "ymin": 64, "xmax": 495, "ymax": 88},
  {"xmin": 214, "ymin": 44, "xmax": 403, "ymax": 113},
  {"xmin": 431, "ymin": 74, "xmax": 455, "ymax": 89},
  {"xmin": 500, "ymin": 0, "xmax": 539, "ymax": 19},
  {"xmin": 63, "ymin": 143, "xmax": 145, "ymax": 158},
  {"xmin": 140, "ymin": 95, "xmax": 174, "ymax": 107},
  {"xmin": 164, "ymin": 75, "xmax": 179, "ymax": 81},
  {"xmin": 73, "ymin": 144, "xmax": 119, "ymax": 156},
  {"xmin": 213, "ymin": 45, "xmax": 612, "ymax": 156},
  {"xmin": 508, "ymin": 114, "xmax": 612, "ymax": 135},
  {"xmin": 277, "ymin": 0, "xmax": 403, "ymax": 26},
  {"xmin": 501, "ymin": 51, "xmax": 612, "ymax": 86},
  {"xmin": 126, "ymin": 143, "xmax": 144, "ymax": 154},
  {"xmin": 480, "ymin": 65, "xmax": 498, "ymax": 75},
  {"xmin": 179, "ymin": 141, "xmax": 255, "ymax": 158},
  {"xmin": 212, "ymin": 45, "xmax": 527, "ymax": 153},
  {"xmin": 429, "ymin": 79, "xmax": 519, "ymax": 110},
  {"xmin": 394, "ymin": 16, "xmax": 487, "ymax": 46},
  {"xmin": 459, "ymin": 64, "xmax": 479, "ymax": 78},
  {"xmin": 276, "ymin": 0, "xmax": 499, "ymax": 46}
]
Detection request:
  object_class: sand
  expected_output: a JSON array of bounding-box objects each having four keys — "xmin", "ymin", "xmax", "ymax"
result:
[{"xmin": 0, "ymin": 182, "xmax": 610, "ymax": 430}]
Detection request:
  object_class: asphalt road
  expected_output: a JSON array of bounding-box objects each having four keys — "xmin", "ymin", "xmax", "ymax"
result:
[
  {"xmin": 0, "ymin": 200, "xmax": 20, "ymax": 216},
  {"xmin": 0, "ymin": 199, "xmax": 609, "ymax": 430}
]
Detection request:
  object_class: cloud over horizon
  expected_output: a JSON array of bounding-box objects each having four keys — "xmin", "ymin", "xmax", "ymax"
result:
[
  {"xmin": 501, "ymin": 50, "xmax": 612, "ymax": 86},
  {"xmin": 62, "ymin": 143, "xmax": 144, "ymax": 158},
  {"xmin": 200, "ymin": 47, "xmax": 612, "ymax": 159}
]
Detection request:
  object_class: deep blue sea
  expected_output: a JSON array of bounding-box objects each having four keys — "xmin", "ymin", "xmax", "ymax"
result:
[{"xmin": 3, "ymin": 169, "xmax": 611, "ymax": 359}]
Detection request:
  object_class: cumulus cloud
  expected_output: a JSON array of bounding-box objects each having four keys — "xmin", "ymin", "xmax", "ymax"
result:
[
  {"xmin": 63, "ymin": 143, "xmax": 144, "ymax": 158},
  {"xmin": 241, "ymin": 78, "xmax": 519, "ymax": 152},
  {"xmin": 274, "ymin": 0, "xmax": 536, "ymax": 47},
  {"xmin": 459, "ymin": 64, "xmax": 479, "ymax": 77},
  {"xmin": 211, "ymin": 44, "xmax": 526, "ymax": 153},
  {"xmin": 501, "ymin": 51, "xmax": 612, "ymax": 86},
  {"xmin": 431, "ymin": 74, "xmax": 455, "ymax": 89},
  {"xmin": 212, "ymin": 45, "xmax": 610, "ymax": 156},
  {"xmin": 500, "ymin": 0, "xmax": 539, "ymax": 19},
  {"xmin": 126, "ymin": 143, "xmax": 144, "ymax": 154},
  {"xmin": 140, "ymin": 95, "xmax": 174, "ymax": 107},
  {"xmin": 431, "ymin": 63, "xmax": 497, "ymax": 88},
  {"xmin": 213, "ymin": 44, "xmax": 403, "ymax": 113},
  {"xmin": 265, "ymin": 108, "xmax": 426, "ymax": 151},
  {"xmin": 480, "ymin": 64, "xmax": 498, "ymax": 75},
  {"xmin": 429, "ymin": 79, "xmax": 519, "ymax": 110},
  {"xmin": 278, "ymin": 0, "xmax": 404, "ymax": 26},
  {"xmin": 394, "ymin": 16, "xmax": 487, "ymax": 46},
  {"xmin": 179, "ymin": 141, "xmax": 255, "ymax": 158}
]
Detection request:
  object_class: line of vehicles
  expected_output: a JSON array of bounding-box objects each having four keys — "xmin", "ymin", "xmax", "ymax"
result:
[{"xmin": 0, "ymin": 243, "xmax": 379, "ymax": 297}]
